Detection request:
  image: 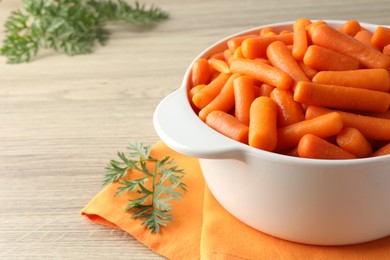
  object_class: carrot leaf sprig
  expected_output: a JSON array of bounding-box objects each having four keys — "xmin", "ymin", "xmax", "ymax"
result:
[
  {"xmin": 103, "ymin": 142, "xmax": 187, "ymax": 233},
  {"xmin": 1, "ymin": 0, "xmax": 169, "ymax": 63}
]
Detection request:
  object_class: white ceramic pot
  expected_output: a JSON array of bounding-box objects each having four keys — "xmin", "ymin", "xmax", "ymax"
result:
[{"xmin": 153, "ymin": 20, "xmax": 390, "ymax": 245}]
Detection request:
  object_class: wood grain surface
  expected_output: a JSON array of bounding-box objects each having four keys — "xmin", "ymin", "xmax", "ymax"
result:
[{"xmin": 1, "ymin": 0, "xmax": 390, "ymax": 259}]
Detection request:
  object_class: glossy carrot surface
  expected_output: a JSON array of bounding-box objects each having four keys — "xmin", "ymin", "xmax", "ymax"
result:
[
  {"xmin": 298, "ymin": 134, "xmax": 357, "ymax": 159},
  {"xmin": 188, "ymin": 18, "xmax": 390, "ymax": 159},
  {"xmin": 311, "ymin": 24, "xmax": 390, "ymax": 69},
  {"xmin": 249, "ymin": 97, "xmax": 278, "ymax": 151}
]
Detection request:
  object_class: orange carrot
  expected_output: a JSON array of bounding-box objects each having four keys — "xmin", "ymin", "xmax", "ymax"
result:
[
  {"xmin": 233, "ymin": 46, "xmax": 245, "ymax": 59},
  {"xmin": 230, "ymin": 58, "xmax": 293, "ymax": 89},
  {"xmin": 371, "ymin": 26, "xmax": 390, "ymax": 50},
  {"xmin": 270, "ymin": 88, "xmax": 305, "ymax": 127},
  {"xmin": 338, "ymin": 20, "xmax": 361, "ymax": 36},
  {"xmin": 208, "ymin": 58, "xmax": 231, "ymax": 74},
  {"xmin": 192, "ymin": 73, "xmax": 231, "ymax": 109},
  {"xmin": 372, "ymin": 142, "xmax": 390, "ymax": 157},
  {"xmin": 198, "ymin": 73, "xmax": 240, "ymax": 121},
  {"xmin": 298, "ymin": 61, "xmax": 317, "ymax": 79},
  {"xmin": 384, "ymin": 44, "xmax": 390, "ymax": 56},
  {"xmin": 258, "ymin": 83, "xmax": 275, "ymax": 97},
  {"xmin": 311, "ymin": 24, "xmax": 390, "ymax": 69},
  {"xmin": 303, "ymin": 45, "xmax": 360, "ymax": 71},
  {"xmin": 312, "ymin": 69, "xmax": 390, "ymax": 92},
  {"xmin": 306, "ymin": 20, "xmax": 326, "ymax": 39},
  {"xmin": 336, "ymin": 127, "xmax": 373, "ymax": 158},
  {"xmin": 191, "ymin": 58, "xmax": 211, "ymax": 87},
  {"xmin": 205, "ymin": 110, "xmax": 249, "ymax": 144},
  {"xmin": 233, "ymin": 76, "xmax": 256, "ymax": 125},
  {"xmin": 294, "ymin": 81, "xmax": 390, "ymax": 113},
  {"xmin": 189, "ymin": 84, "xmax": 205, "ymax": 102},
  {"xmin": 267, "ymin": 41, "xmax": 309, "ymax": 89},
  {"xmin": 189, "ymin": 19, "xmax": 390, "ymax": 159},
  {"xmin": 292, "ymin": 18, "xmax": 311, "ymax": 60},
  {"xmin": 305, "ymin": 106, "xmax": 390, "ymax": 141},
  {"xmin": 298, "ymin": 134, "xmax": 357, "ymax": 159},
  {"xmin": 304, "ymin": 106, "xmax": 331, "ymax": 119},
  {"xmin": 276, "ymin": 112, "xmax": 344, "ymax": 151},
  {"xmin": 188, "ymin": 84, "xmax": 205, "ymax": 112},
  {"xmin": 227, "ymin": 34, "xmax": 258, "ymax": 52},
  {"xmin": 249, "ymin": 97, "xmax": 278, "ymax": 151},
  {"xmin": 241, "ymin": 33, "xmax": 294, "ymax": 59},
  {"xmin": 260, "ymin": 27, "xmax": 276, "ymax": 36},
  {"xmin": 354, "ymin": 30, "xmax": 375, "ymax": 47}
]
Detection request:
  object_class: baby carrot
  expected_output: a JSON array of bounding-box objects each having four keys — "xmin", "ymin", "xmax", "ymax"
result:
[
  {"xmin": 198, "ymin": 73, "xmax": 240, "ymax": 121},
  {"xmin": 311, "ymin": 24, "xmax": 390, "ymax": 69},
  {"xmin": 303, "ymin": 45, "xmax": 360, "ymax": 71},
  {"xmin": 189, "ymin": 84, "xmax": 205, "ymax": 97},
  {"xmin": 306, "ymin": 20, "xmax": 326, "ymax": 39},
  {"xmin": 206, "ymin": 110, "xmax": 249, "ymax": 144},
  {"xmin": 233, "ymin": 76, "xmax": 256, "ymax": 125},
  {"xmin": 304, "ymin": 106, "xmax": 335, "ymax": 119},
  {"xmin": 192, "ymin": 72, "xmax": 231, "ymax": 109},
  {"xmin": 371, "ymin": 26, "xmax": 390, "ymax": 50},
  {"xmin": 338, "ymin": 20, "xmax": 361, "ymax": 36},
  {"xmin": 260, "ymin": 27, "xmax": 277, "ymax": 36},
  {"xmin": 354, "ymin": 30, "xmax": 375, "ymax": 47},
  {"xmin": 233, "ymin": 46, "xmax": 245, "ymax": 59},
  {"xmin": 336, "ymin": 127, "xmax": 373, "ymax": 158},
  {"xmin": 227, "ymin": 34, "xmax": 258, "ymax": 52},
  {"xmin": 312, "ymin": 69, "xmax": 390, "ymax": 92},
  {"xmin": 294, "ymin": 81, "xmax": 390, "ymax": 113},
  {"xmin": 305, "ymin": 106, "xmax": 390, "ymax": 141},
  {"xmin": 191, "ymin": 58, "xmax": 211, "ymax": 87},
  {"xmin": 208, "ymin": 58, "xmax": 231, "ymax": 74},
  {"xmin": 347, "ymin": 113, "xmax": 390, "ymax": 141},
  {"xmin": 266, "ymin": 41, "xmax": 309, "ymax": 89},
  {"xmin": 372, "ymin": 142, "xmax": 390, "ymax": 157},
  {"xmin": 298, "ymin": 134, "xmax": 357, "ymax": 159},
  {"xmin": 270, "ymin": 88, "xmax": 305, "ymax": 127},
  {"xmin": 249, "ymin": 97, "xmax": 278, "ymax": 151},
  {"xmin": 241, "ymin": 33, "xmax": 294, "ymax": 59},
  {"xmin": 292, "ymin": 18, "xmax": 311, "ymax": 60},
  {"xmin": 230, "ymin": 58, "xmax": 293, "ymax": 89},
  {"xmin": 188, "ymin": 84, "xmax": 205, "ymax": 108},
  {"xmin": 276, "ymin": 112, "xmax": 344, "ymax": 151}
]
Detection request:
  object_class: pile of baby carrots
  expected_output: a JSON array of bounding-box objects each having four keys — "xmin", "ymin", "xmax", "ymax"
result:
[{"xmin": 189, "ymin": 18, "xmax": 390, "ymax": 159}]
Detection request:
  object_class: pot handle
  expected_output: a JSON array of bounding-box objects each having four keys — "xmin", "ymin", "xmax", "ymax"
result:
[{"xmin": 153, "ymin": 88, "xmax": 244, "ymax": 159}]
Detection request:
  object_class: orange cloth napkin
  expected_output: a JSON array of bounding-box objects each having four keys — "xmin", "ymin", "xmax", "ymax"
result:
[{"xmin": 81, "ymin": 141, "xmax": 390, "ymax": 259}]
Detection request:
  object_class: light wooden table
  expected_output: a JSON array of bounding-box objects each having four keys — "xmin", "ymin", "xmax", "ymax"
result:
[{"xmin": 1, "ymin": 0, "xmax": 389, "ymax": 259}]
